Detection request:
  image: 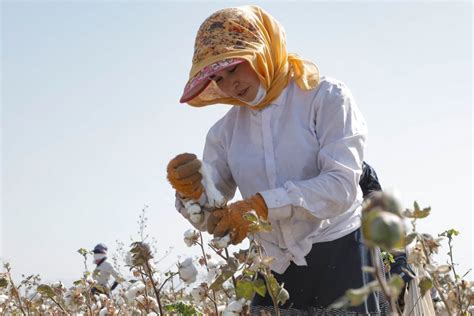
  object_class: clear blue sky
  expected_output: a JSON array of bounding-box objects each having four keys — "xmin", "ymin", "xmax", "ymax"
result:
[{"xmin": 1, "ymin": 1, "xmax": 472, "ymax": 284}]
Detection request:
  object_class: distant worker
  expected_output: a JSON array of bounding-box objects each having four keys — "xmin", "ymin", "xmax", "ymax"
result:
[{"xmin": 91, "ymin": 243, "xmax": 123, "ymax": 296}]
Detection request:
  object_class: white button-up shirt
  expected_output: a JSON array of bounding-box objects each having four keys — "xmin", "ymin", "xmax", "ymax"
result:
[
  {"xmin": 92, "ymin": 259, "xmax": 122, "ymax": 288},
  {"xmin": 177, "ymin": 77, "xmax": 367, "ymax": 274}
]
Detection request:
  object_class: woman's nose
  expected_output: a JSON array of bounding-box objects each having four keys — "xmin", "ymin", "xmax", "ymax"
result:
[{"xmin": 231, "ymin": 79, "xmax": 240, "ymax": 91}]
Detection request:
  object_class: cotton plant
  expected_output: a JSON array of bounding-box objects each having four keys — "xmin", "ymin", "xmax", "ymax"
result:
[
  {"xmin": 329, "ymin": 194, "xmax": 474, "ymax": 316},
  {"xmin": 230, "ymin": 211, "xmax": 289, "ymax": 312},
  {"xmin": 128, "ymin": 241, "xmax": 185, "ymax": 315},
  {"xmin": 180, "ymin": 161, "xmax": 282, "ymax": 304},
  {"xmin": 180, "ymin": 177, "xmax": 289, "ymax": 315},
  {"xmin": 421, "ymin": 231, "xmax": 474, "ymax": 316},
  {"xmin": 2, "ymin": 192, "xmax": 471, "ymax": 315},
  {"xmin": 181, "ymin": 230, "xmax": 234, "ymax": 315},
  {"xmin": 64, "ymin": 286, "xmax": 86, "ymax": 312},
  {"xmin": 124, "ymin": 210, "xmax": 202, "ymax": 315},
  {"xmin": 401, "ymin": 203, "xmax": 474, "ymax": 316}
]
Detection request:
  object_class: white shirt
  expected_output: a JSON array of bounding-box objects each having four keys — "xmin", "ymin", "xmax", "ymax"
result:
[
  {"xmin": 177, "ymin": 77, "xmax": 367, "ymax": 274},
  {"xmin": 92, "ymin": 259, "xmax": 121, "ymax": 288}
]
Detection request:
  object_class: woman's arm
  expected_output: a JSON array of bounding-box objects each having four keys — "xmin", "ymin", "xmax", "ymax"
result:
[{"xmin": 259, "ymin": 80, "xmax": 367, "ymax": 221}]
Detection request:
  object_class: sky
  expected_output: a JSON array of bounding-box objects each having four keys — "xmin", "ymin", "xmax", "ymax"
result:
[{"xmin": 1, "ymin": 1, "xmax": 472, "ymax": 286}]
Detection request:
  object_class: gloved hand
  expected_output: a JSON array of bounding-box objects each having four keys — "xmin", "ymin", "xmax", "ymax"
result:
[
  {"xmin": 207, "ymin": 194, "xmax": 268, "ymax": 245},
  {"xmin": 110, "ymin": 281, "xmax": 119, "ymax": 291},
  {"xmin": 167, "ymin": 153, "xmax": 204, "ymax": 200}
]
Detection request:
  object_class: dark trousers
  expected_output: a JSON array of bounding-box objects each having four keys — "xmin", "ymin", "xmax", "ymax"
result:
[{"xmin": 251, "ymin": 229, "xmax": 387, "ymax": 314}]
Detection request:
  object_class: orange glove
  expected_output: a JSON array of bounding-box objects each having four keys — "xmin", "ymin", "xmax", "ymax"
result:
[
  {"xmin": 207, "ymin": 194, "xmax": 268, "ymax": 245},
  {"xmin": 166, "ymin": 153, "xmax": 204, "ymax": 200}
]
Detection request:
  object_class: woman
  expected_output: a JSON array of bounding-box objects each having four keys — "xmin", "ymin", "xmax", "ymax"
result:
[{"xmin": 167, "ymin": 5, "xmax": 387, "ymax": 314}]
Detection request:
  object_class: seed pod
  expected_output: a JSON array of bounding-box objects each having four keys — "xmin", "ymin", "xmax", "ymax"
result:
[
  {"xmin": 362, "ymin": 191, "xmax": 403, "ymax": 217},
  {"xmin": 362, "ymin": 210, "xmax": 405, "ymax": 250}
]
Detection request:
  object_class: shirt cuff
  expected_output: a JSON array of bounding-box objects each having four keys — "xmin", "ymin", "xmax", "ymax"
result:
[{"xmin": 259, "ymin": 188, "xmax": 293, "ymax": 221}]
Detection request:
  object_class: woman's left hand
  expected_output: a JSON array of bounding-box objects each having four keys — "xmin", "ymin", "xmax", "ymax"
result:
[{"xmin": 207, "ymin": 194, "xmax": 268, "ymax": 244}]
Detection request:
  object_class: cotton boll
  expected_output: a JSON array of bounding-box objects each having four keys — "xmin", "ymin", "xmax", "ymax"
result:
[
  {"xmin": 93, "ymin": 294, "xmax": 103, "ymax": 306},
  {"xmin": 184, "ymin": 228, "xmax": 199, "ymax": 239},
  {"xmin": 152, "ymin": 272, "xmax": 161, "ymax": 285},
  {"xmin": 184, "ymin": 200, "xmax": 204, "ymax": 224},
  {"xmin": 98, "ymin": 294, "xmax": 108, "ymax": 302},
  {"xmin": 277, "ymin": 288, "xmax": 290, "ymax": 305},
  {"xmin": 148, "ymin": 260, "xmax": 157, "ymax": 272},
  {"xmin": 205, "ymin": 258, "xmax": 220, "ymax": 282},
  {"xmin": 51, "ymin": 281, "xmax": 64, "ymax": 290},
  {"xmin": 186, "ymin": 202, "xmax": 201, "ymax": 214},
  {"xmin": 190, "ymin": 285, "xmax": 206, "ymax": 303},
  {"xmin": 115, "ymin": 296, "xmax": 125, "ymax": 306},
  {"xmin": 92, "ymin": 301, "xmax": 101, "ymax": 311},
  {"xmin": 0, "ymin": 295, "xmax": 8, "ymax": 304},
  {"xmin": 207, "ymin": 268, "xmax": 218, "ymax": 283},
  {"xmin": 184, "ymin": 229, "xmax": 200, "ymax": 247},
  {"xmin": 124, "ymin": 282, "xmax": 146, "ymax": 303},
  {"xmin": 86, "ymin": 276, "xmax": 95, "ymax": 285},
  {"xmin": 211, "ymin": 235, "xmax": 231, "ymax": 249},
  {"xmin": 189, "ymin": 212, "xmax": 204, "ymax": 224},
  {"xmin": 223, "ymin": 298, "xmax": 247, "ymax": 315},
  {"xmin": 178, "ymin": 258, "xmax": 198, "ymax": 284},
  {"xmin": 206, "ymin": 258, "xmax": 219, "ymax": 269},
  {"xmin": 136, "ymin": 295, "xmax": 158, "ymax": 310},
  {"xmin": 99, "ymin": 308, "xmax": 108, "ymax": 316},
  {"xmin": 200, "ymin": 162, "xmax": 226, "ymax": 208},
  {"xmin": 184, "ymin": 238, "xmax": 194, "ymax": 247}
]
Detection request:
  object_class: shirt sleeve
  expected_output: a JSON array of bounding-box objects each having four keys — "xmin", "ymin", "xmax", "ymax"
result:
[
  {"xmin": 259, "ymin": 81, "xmax": 367, "ymax": 221},
  {"xmin": 103, "ymin": 262, "xmax": 123, "ymax": 283},
  {"xmin": 202, "ymin": 120, "xmax": 237, "ymax": 200}
]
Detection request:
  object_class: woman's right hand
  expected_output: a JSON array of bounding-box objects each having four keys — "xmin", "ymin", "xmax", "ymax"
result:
[{"xmin": 166, "ymin": 153, "xmax": 204, "ymax": 200}]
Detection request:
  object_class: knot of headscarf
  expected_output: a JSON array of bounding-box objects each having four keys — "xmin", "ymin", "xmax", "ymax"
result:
[{"xmin": 184, "ymin": 5, "xmax": 320, "ymax": 110}]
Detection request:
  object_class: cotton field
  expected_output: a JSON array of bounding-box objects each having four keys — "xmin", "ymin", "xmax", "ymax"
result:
[{"xmin": 1, "ymin": 195, "xmax": 473, "ymax": 316}]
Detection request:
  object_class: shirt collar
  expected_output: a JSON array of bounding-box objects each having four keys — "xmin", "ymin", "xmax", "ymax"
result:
[
  {"xmin": 269, "ymin": 82, "xmax": 289, "ymax": 107},
  {"xmin": 247, "ymin": 82, "xmax": 289, "ymax": 113}
]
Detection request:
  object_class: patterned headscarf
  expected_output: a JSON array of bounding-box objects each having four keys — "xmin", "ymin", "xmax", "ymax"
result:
[{"xmin": 181, "ymin": 5, "xmax": 320, "ymax": 110}]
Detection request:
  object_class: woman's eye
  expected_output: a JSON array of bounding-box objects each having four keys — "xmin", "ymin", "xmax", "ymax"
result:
[{"xmin": 228, "ymin": 65, "xmax": 238, "ymax": 73}]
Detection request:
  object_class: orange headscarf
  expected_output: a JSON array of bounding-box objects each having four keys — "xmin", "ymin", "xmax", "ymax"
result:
[{"xmin": 183, "ymin": 5, "xmax": 320, "ymax": 110}]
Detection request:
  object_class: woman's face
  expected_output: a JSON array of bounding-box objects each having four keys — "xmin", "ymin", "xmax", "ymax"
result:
[{"xmin": 209, "ymin": 61, "xmax": 260, "ymax": 103}]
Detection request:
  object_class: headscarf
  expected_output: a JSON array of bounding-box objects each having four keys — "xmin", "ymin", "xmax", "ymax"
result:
[
  {"xmin": 93, "ymin": 253, "xmax": 107, "ymax": 265},
  {"xmin": 182, "ymin": 5, "xmax": 320, "ymax": 110}
]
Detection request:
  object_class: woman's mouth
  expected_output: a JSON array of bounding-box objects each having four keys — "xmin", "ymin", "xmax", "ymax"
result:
[{"xmin": 237, "ymin": 87, "xmax": 249, "ymax": 98}]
